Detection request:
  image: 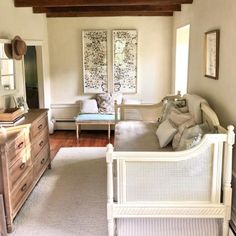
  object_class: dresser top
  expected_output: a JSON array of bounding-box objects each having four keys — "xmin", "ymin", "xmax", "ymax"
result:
[
  {"xmin": 20, "ymin": 109, "xmax": 48, "ymax": 125},
  {"xmin": 0, "ymin": 109, "xmax": 48, "ymax": 145}
]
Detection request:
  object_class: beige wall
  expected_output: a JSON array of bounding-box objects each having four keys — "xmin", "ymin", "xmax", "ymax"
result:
[
  {"xmin": 48, "ymin": 17, "xmax": 173, "ymax": 116},
  {"xmin": 173, "ymin": 0, "xmax": 236, "ymax": 129},
  {"xmin": 0, "ymin": 0, "xmax": 51, "ymax": 109},
  {"xmin": 173, "ymin": 1, "xmax": 236, "ymax": 223}
]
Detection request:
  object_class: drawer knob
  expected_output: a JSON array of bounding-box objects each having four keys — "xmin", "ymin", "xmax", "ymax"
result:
[
  {"xmin": 17, "ymin": 142, "xmax": 24, "ymax": 149},
  {"xmin": 21, "ymin": 184, "xmax": 27, "ymax": 192},
  {"xmin": 38, "ymin": 124, "xmax": 43, "ymax": 130},
  {"xmin": 20, "ymin": 163, "xmax": 26, "ymax": 170},
  {"xmin": 39, "ymin": 141, "xmax": 44, "ymax": 147},
  {"xmin": 41, "ymin": 158, "xmax": 45, "ymax": 165}
]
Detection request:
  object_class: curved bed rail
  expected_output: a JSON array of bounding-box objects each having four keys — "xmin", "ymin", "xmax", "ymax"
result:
[{"xmin": 106, "ymin": 126, "xmax": 235, "ymax": 236}]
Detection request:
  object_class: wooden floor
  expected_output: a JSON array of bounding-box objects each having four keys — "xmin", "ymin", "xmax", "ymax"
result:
[{"xmin": 49, "ymin": 130, "xmax": 114, "ymax": 159}]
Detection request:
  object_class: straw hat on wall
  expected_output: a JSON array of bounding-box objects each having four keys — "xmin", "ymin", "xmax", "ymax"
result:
[
  {"xmin": 12, "ymin": 36, "xmax": 27, "ymax": 60},
  {"xmin": 4, "ymin": 36, "xmax": 27, "ymax": 60},
  {"xmin": 4, "ymin": 44, "xmax": 12, "ymax": 59}
]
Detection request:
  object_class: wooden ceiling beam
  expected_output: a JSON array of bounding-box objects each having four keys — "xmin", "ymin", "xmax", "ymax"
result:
[
  {"xmin": 15, "ymin": 0, "xmax": 193, "ymax": 8},
  {"xmin": 46, "ymin": 11, "xmax": 173, "ymax": 17},
  {"xmin": 33, "ymin": 5, "xmax": 181, "ymax": 14}
]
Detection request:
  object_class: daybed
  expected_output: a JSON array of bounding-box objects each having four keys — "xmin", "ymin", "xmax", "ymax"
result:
[{"xmin": 106, "ymin": 93, "xmax": 235, "ymax": 236}]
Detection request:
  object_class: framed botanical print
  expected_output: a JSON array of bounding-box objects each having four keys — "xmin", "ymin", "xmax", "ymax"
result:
[
  {"xmin": 205, "ymin": 29, "xmax": 220, "ymax": 80},
  {"xmin": 82, "ymin": 30, "xmax": 108, "ymax": 93},
  {"xmin": 113, "ymin": 30, "xmax": 138, "ymax": 93}
]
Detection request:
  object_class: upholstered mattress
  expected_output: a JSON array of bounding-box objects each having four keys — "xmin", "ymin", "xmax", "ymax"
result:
[{"xmin": 114, "ymin": 121, "xmax": 172, "ymax": 152}]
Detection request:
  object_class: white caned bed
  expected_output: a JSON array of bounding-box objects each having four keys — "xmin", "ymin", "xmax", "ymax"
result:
[{"xmin": 106, "ymin": 94, "xmax": 235, "ymax": 236}]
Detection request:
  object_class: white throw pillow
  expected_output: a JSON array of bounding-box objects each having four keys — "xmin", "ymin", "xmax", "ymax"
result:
[
  {"xmin": 80, "ymin": 99, "xmax": 98, "ymax": 114},
  {"xmin": 156, "ymin": 119, "xmax": 177, "ymax": 148}
]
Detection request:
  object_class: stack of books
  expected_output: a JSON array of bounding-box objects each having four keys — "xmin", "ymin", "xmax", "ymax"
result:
[{"xmin": 0, "ymin": 108, "xmax": 25, "ymax": 127}]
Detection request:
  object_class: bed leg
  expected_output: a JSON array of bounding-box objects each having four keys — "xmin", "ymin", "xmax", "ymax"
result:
[
  {"xmin": 108, "ymin": 219, "xmax": 115, "ymax": 236},
  {"xmin": 76, "ymin": 124, "xmax": 80, "ymax": 141},
  {"xmin": 222, "ymin": 126, "xmax": 235, "ymax": 236},
  {"xmin": 108, "ymin": 124, "xmax": 111, "ymax": 141}
]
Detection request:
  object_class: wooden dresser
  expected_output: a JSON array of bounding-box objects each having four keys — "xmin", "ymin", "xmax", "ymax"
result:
[{"xmin": 0, "ymin": 109, "xmax": 50, "ymax": 232}]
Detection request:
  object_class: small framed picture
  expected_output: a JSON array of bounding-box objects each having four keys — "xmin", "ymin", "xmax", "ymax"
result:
[
  {"xmin": 14, "ymin": 96, "xmax": 29, "ymax": 112},
  {"xmin": 205, "ymin": 29, "xmax": 220, "ymax": 80}
]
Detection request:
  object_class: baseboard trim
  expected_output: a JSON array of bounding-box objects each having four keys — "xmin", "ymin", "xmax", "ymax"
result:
[
  {"xmin": 56, "ymin": 119, "xmax": 74, "ymax": 122},
  {"xmin": 51, "ymin": 103, "xmax": 79, "ymax": 109}
]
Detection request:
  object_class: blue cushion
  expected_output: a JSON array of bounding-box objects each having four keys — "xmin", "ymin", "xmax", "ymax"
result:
[{"xmin": 75, "ymin": 114, "xmax": 115, "ymax": 121}]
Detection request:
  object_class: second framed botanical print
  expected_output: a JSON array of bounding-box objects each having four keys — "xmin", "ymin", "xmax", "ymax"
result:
[
  {"xmin": 82, "ymin": 30, "xmax": 108, "ymax": 93},
  {"xmin": 113, "ymin": 30, "xmax": 137, "ymax": 93},
  {"xmin": 205, "ymin": 29, "xmax": 220, "ymax": 80}
]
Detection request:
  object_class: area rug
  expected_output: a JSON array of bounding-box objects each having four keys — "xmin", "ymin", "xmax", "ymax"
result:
[{"xmin": 12, "ymin": 147, "xmax": 108, "ymax": 236}]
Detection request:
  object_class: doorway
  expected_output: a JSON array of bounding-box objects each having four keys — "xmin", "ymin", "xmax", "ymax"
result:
[
  {"xmin": 175, "ymin": 24, "xmax": 190, "ymax": 95},
  {"xmin": 24, "ymin": 46, "xmax": 39, "ymax": 109}
]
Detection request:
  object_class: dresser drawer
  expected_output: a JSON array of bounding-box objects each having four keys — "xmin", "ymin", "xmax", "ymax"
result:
[
  {"xmin": 9, "ymin": 148, "xmax": 32, "ymax": 192},
  {"xmin": 11, "ymin": 168, "xmax": 34, "ymax": 212},
  {"xmin": 6, "ymin": 130, "xmax": 30, "ymax": 166},
  {"xmin": 31, "ymin": 115, "xmax": 48, "ymax": 138},
  {"xmin": 31, "ymin": 127, "xmax": 49, "ymax": 161},
  {"xmin": 34, "ymin": 144, "xmax": 50, "ymax": 179}
]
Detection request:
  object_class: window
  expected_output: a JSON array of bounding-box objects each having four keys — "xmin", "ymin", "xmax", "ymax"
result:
[
  {"xmin": 0, "ymin": 42, "xmax": 15, "ymax": 91},
  {"xmin": 175, "ymin": 24, "xmax": 190, "ymax": 95}
]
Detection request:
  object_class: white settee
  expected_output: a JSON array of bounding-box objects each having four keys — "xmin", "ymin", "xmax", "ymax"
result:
[{"xmin": 106, "ymin": 93, "xmax": 235, "ymax": 236}]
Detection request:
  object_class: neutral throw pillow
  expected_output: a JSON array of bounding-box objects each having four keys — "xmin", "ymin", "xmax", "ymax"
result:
[
  {"xmin": 184, "ymin": 94, "xmax": 208, "ymax": 124},
  {"xmin": 172, "ymin": 118, "xmax": 196, "ymax": 150},
  {"xmin": 169, "ymin": 110, "xmax": 193, "ymax": 126},
  {"xmin": 161, "ymin": 101, "xmax": 179, "ymax": 121},
  {"xmin": 161, "ymin": 100, "xmax": 189, "ymax": 123},
  {"xmin": 156, "ymin": 119, "xmax": 177, "ymax": 148},
  {"xmin": 176, "ymin": 134, "xmax": 202, "ymax": 151},
  {"xmin": 96, "ymin": 93, "xmax": 114, "ymax": 114},
  {"xmin": 178, "ymin": 118, "xmax": 196, "ymax": 135},
  {"xmin": 176, "ymin": 123, "xmax": 211, "ymax": 151},
  {"xmin": 80, "ymin": 99, "xmax": 98, "ymax": 114}
]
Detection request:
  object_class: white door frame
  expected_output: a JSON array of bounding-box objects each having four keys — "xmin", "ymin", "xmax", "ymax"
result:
[{"xmin": 22, "ymin": 40, "xmax": 45, "ymax": 108}]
